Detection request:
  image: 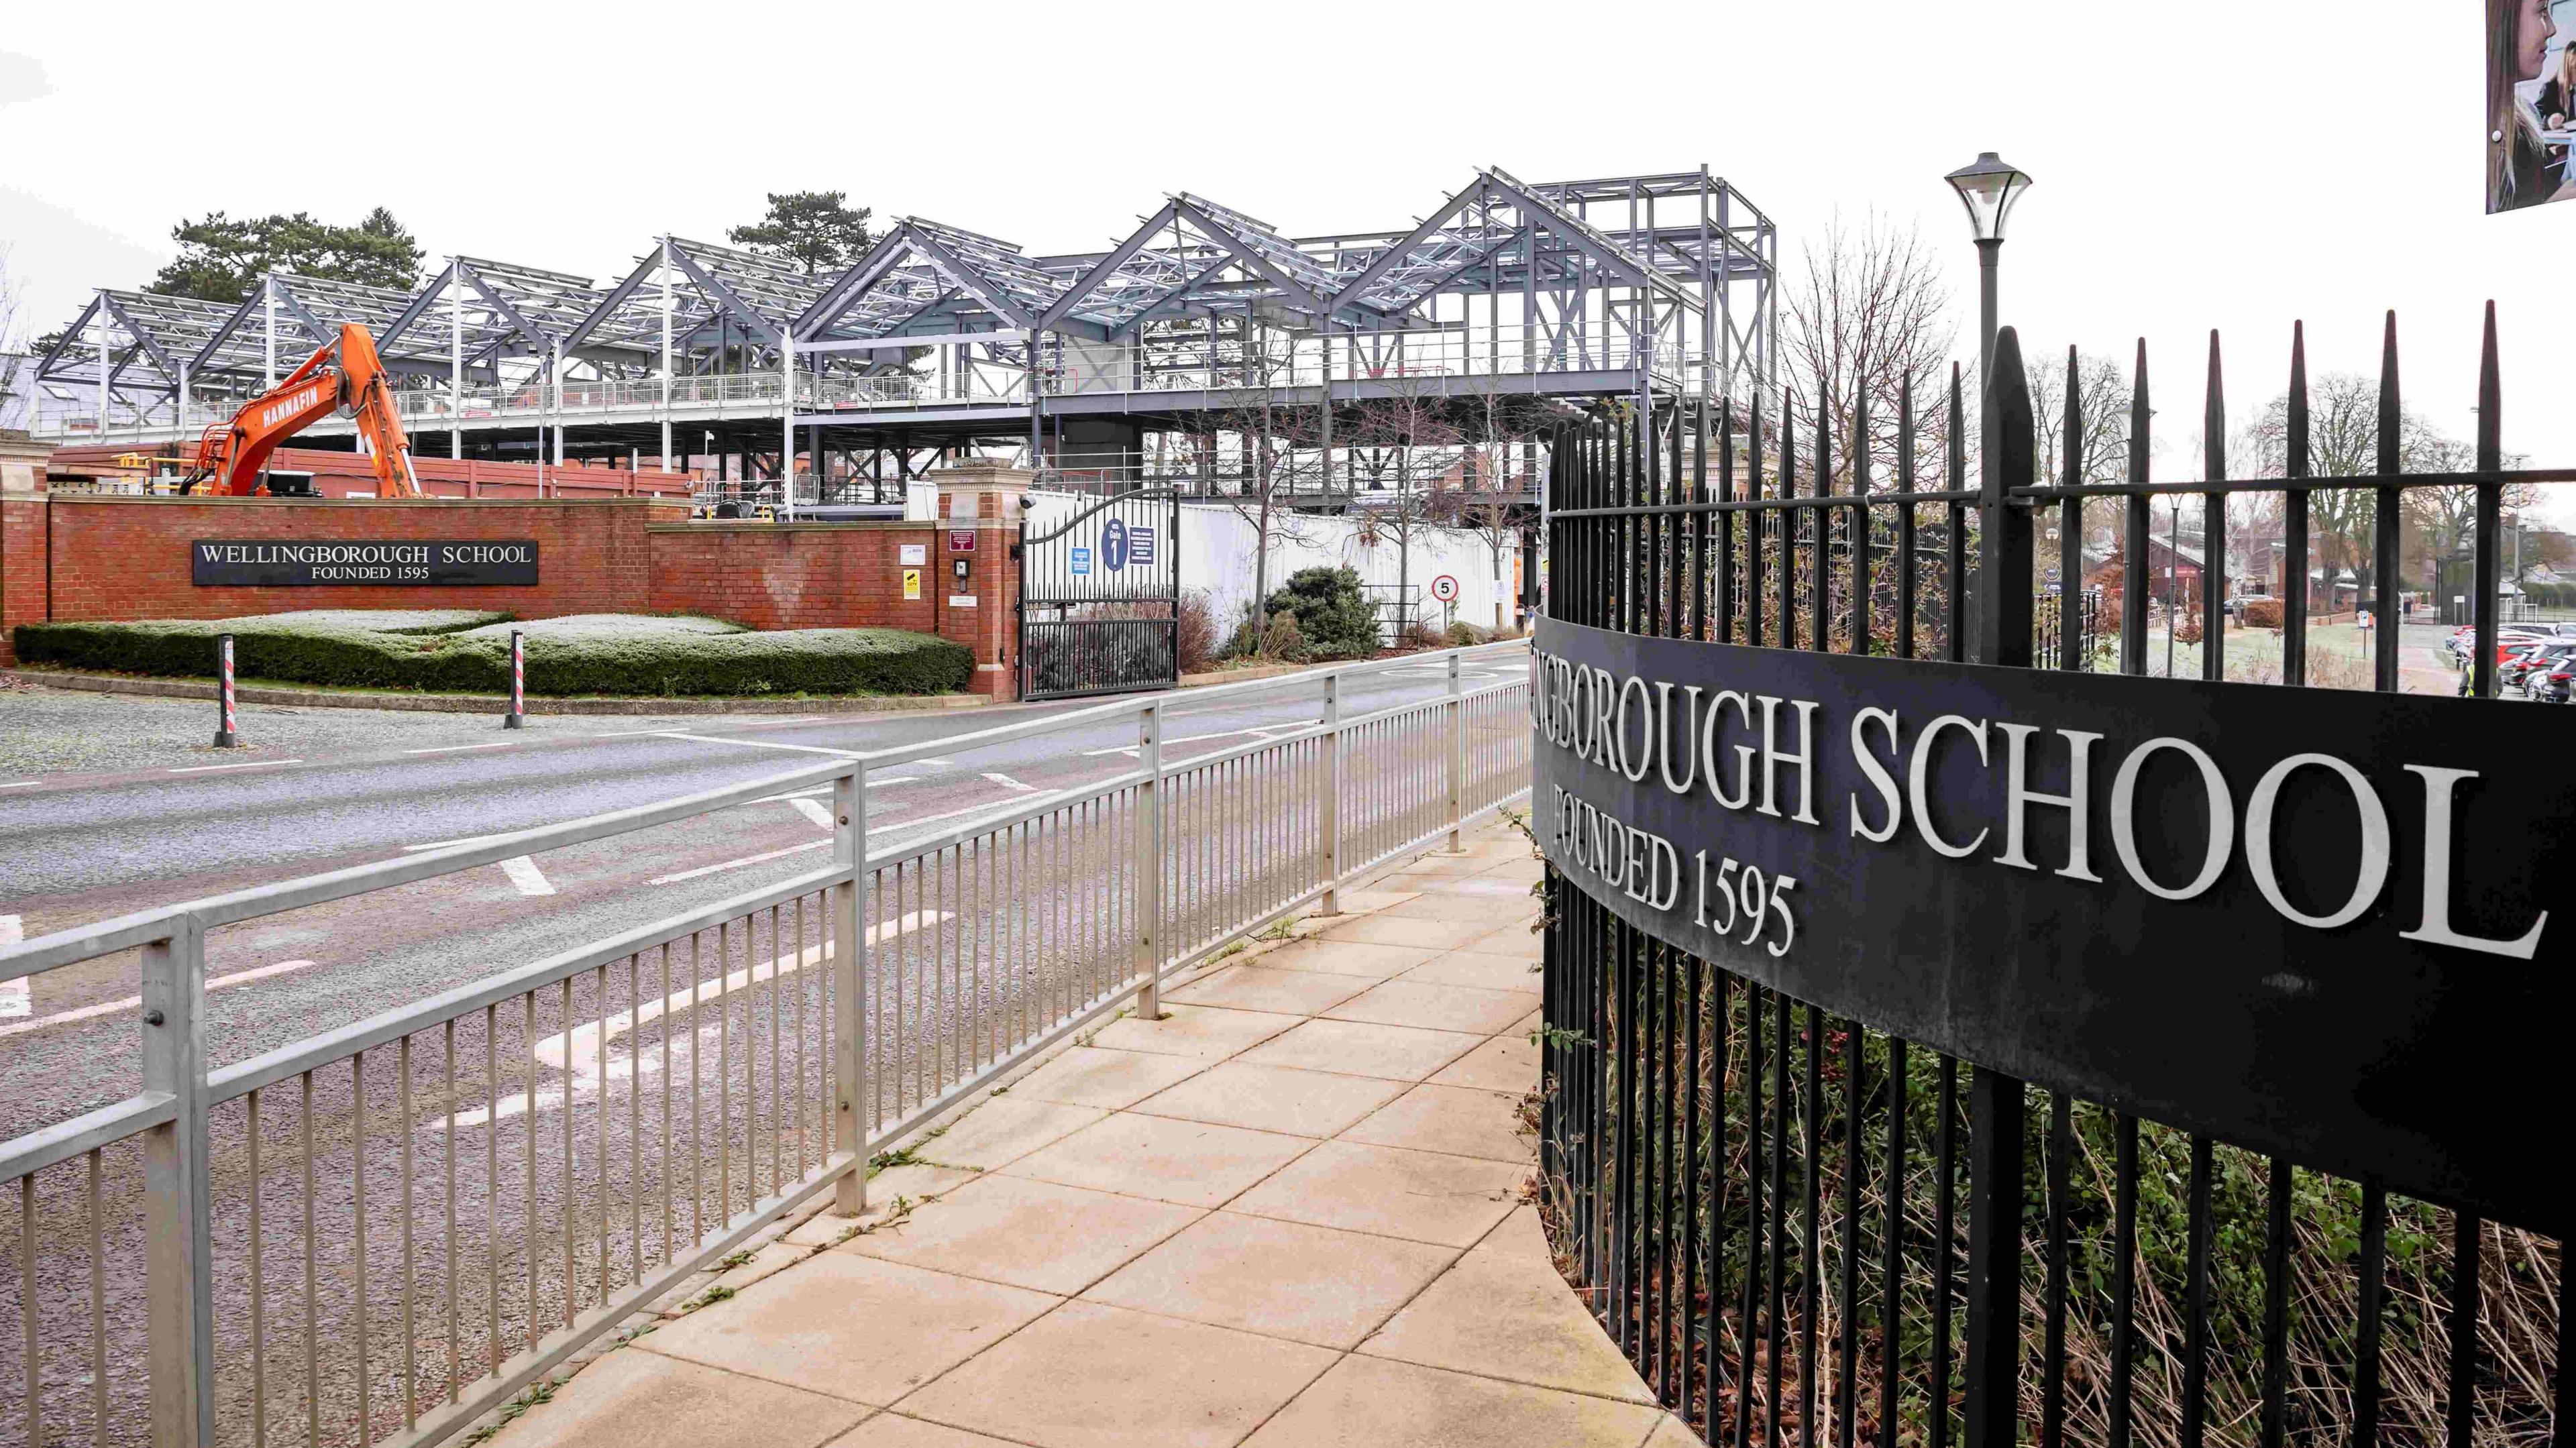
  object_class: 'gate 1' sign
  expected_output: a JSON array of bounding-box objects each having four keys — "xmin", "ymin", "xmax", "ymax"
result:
[
  {"xmin": 193, "ymin": 540, "xmax": 539, "ymax": 587},
  {"xmin": 1529, "ymin": 616, "xmax": 2567, "ymax": 1229},
  {"xmin": 1100, "ymin": 520, "xmax": 1157, "ymax": 572}
]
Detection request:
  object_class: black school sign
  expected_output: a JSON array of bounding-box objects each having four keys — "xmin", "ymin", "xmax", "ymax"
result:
[
  {"xmin": 192, "ymin": 539, "xmax": 540, "ymax": 587},
  {"xmin": 1531, "ymin": 616, "xmax": 2567, "ymax": 1231}
]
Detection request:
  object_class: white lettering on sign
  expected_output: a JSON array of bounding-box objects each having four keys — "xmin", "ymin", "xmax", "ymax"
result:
[{"xmin": 1530, "ymin": 643, "xmax": 2550, "ymax": 960}]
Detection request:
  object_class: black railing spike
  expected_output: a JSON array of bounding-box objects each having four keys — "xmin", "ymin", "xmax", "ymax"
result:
[
  {"xmin": 1947, "ymin": 360, "xmax": 1968, "ymax": 663},
  {"xmin": 2473, "ymin": 301, "xmax": 2502, "ymax": 697},
  {"xmin": 2060, "ymin": 345, "xmax": 2085, "ymax": 671},
  {"xmin": 2285, "ymin": 323, "xmax": 2311, "ymax": 686},
  {"xmin": 2124, "ymin": 338, "xmax": 2151, "ymax": 674},
  {"xmin": 2369, "ymin": 314, "xmax": 2401, "ymax": 688},
  {"xmin": 2202, "ymin": 330, "xmax": 2226, "ymax": 681}
]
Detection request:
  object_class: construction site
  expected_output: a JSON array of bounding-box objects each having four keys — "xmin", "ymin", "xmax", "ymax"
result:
[{"xmin": 20, "ymin": 168, "xmax": 1776, "ymax": 514}]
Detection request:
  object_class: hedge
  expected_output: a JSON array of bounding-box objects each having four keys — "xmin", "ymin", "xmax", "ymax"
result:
[{"xmin": 12, "ymin": 611, "xmax": 971, "ymax": 698}]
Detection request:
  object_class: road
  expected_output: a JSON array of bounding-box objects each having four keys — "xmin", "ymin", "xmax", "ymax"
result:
[
  {"xmin": 0, "ymin": 654, "xmax": 1529, "ymax": 1136},
  {"xmin": 0, "ymin": 655, "xmax": 1534, "ymax": 1448}
]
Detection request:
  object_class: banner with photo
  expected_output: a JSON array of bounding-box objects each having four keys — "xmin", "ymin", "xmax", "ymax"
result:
[{"xmin": 2490, "ymin": 0, "xmax": 2576, "ymax": 210}]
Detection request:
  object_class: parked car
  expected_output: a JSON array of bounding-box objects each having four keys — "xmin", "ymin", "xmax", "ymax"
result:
[
  {"xmin": 2535, "ymin": 667, "xmax": 2574, "ymax": 704},
  {"xmin": 2504, "ymin": 642, "xmax": 2576, "ymax": 693}
]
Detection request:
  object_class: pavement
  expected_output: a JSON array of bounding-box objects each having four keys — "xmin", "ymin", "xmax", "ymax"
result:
[{"xmin": 486, "ymin": 818, "xmax": 1697, "ymax": 1448}]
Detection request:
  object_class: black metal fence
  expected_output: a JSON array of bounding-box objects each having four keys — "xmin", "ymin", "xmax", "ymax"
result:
[
  {"xmin": 1538, "ymin": 309, "xmax": 2567, "ymax": 1447},
  {"xmin": 1018, "ymin": 489, "xmax": 1182, "ymax": 700}
]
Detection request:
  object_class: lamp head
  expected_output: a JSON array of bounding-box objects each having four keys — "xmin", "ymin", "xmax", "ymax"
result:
[{"xmin": 1945, "ymin": 152, "xmax": 2034, "ymax": 242}]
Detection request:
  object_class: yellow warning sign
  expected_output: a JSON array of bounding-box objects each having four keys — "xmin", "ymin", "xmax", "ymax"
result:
[{"xmin": 902, "ymin": 568, "xmax": 922, "ymax": 600}]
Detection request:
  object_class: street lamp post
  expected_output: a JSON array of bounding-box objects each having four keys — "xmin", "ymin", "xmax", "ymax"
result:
[{"xmin": 1944, "ymin": 152, "xmax": 2035, "ymax": 387}]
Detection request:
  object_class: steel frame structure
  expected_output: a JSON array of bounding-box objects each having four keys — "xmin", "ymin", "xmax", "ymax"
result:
[{"xmin": 27, "ymin": 166, "xmax": 1774, "ymax": 509}]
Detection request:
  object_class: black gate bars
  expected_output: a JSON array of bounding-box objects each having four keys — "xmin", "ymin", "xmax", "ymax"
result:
[{"xmin": 1537, "ymin": 307, "xmax": 2568, "ymax": 1447}]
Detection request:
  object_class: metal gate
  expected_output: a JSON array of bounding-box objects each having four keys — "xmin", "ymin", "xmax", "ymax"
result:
[{"xmin": 1018, "ymin": 488, "xmax": 1181, "ymax": 700}]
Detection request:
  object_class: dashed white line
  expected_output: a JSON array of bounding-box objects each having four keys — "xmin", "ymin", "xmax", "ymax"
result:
[
  {"xmin": 0, "ymin": 781, "xmax": 36, "ymax": 789},
  {"xmin": 499, "ymin": 856, "xmax": 557, "ymax": 896},
  {"xmin": 0, "ymin": 958, "xmax": 321, "ymax": 1039},
  {"xmin": 405, "ymin": 742, "xmax": 517, "ymax": 755},
  {"xmin": 790, "ymin": 797, "xmax": 835, "ymax": 829},
  {"xmin": 648, "ymin": 840, "xmax": 830, "ymax": 885},
  {"xmin": 981, "ymin": 772, "xmax": 1034, "ymax": 793},
  {"xmin": 655, "ymin": 732, "xmax": 861, "ymax": 758},
  {"xmin": 168, "ymin": 758, "xmax": 304, "ymax": 774}
]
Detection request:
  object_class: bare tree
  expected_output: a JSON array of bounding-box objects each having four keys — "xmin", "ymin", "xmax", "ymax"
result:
[
  {"xmin": 2244, "ymin": 374, "xmax": 2522, "ymax": 607},
  {"xmin": 0, "ymin": 244, "xmax": 27, "ymax": 429},
  {"xmin": 1203, "ymin": 317, "xmax": 1326, "ymax": 632},
  {"xmin": 1342, "ymin": 372, "xmax": 1464, "ymax": 642},
  {"xmin": 1779, "ymin": 211, "xmax": 1957, "ymax": 490}
]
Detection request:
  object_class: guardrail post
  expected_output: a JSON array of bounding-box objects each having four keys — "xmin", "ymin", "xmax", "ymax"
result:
[
  {"xmin": 1319, "ymin": 672, "xmax": 1343, "ymax": 915},
  {"xmin": 212, "ymin": 635, "xmax": 237, "ymax": 749},
  {"xmin": 1136, "ymin": 701, "xmax": 1165, "ymax": 1019},
  {"xmin": 503, "ymin": 630, "xmax": 527, "ymax": 730},
  {"xmin": 833, "ymin": 765, "xmax": 868, "ymax": 1214},
  {"xmin": 1444, "ymin": 652, "xmax": 1465, "ymax": 852},
  {"xmin": 140, "ymin": 919, "xmax": 213, "ymax": 1448}
]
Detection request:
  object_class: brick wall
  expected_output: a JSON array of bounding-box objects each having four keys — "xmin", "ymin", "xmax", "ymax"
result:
[
  {"xmin": 5, "ymin": 498, "xmax": 686, "ymax": 661},
  {"xmin": 648, "ymin": 519, "xmax": 1021, "ymax": 696},
  {"xmin": 44, "ymin": 445, "xmax": 696, "ymax": 500}
]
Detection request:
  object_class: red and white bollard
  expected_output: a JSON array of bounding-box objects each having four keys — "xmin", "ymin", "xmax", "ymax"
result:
[
  {"xmin": 504, "ymin": 629, "xmax": 527, "ymax": 730},
  {"xmin": 213, "ymin": 634, "xmax": 238, "ymax": 748}
]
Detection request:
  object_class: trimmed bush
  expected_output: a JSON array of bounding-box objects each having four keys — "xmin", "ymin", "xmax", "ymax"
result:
[
  {"xmin": 1262, "ymin": 567, "xmax": 1380, "ymax": 660},
  {"xmin": 2242, "ymin": 598, "xmax": 2283, "ymax": 629},
  {"xmin": 13, "ymin": 610, "xmax": 969, "ymax": 697},
  {"xmin": 1446, "ymin": 620, "xmax": 1493, "ymax": 647}
]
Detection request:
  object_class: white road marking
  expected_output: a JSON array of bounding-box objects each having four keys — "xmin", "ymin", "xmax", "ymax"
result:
[
  {"xmin": 0, "ymin": 958, "xmax": 321, "ymax": 1039},
  {"xmin": 499, "ymin": 856, "xmax": 557, "ymax": 896},
  {"xmin": 0, "ymin": 916, "xmax": 23, "ymax": 1017},
  {"xmin": 0, "ymin": 781, "xmax": 37, "ymax": 789},
  {"xmin": 1079, "ymin": 725, "xmax": 1285, "ymax": 758},
  {"xmin": 753, "ymin": 776, "xmax": 918, "ymax": 805},
  {"xmin": 790, "ymin": 797, "xmax": 835, "ymax": 829},
  {"xmin": 404, "ymin": 742, "xmax": 517, "ymax": 755},
  {"xmin": 168, "ymin": 758, "xmax": 303, "ymax": 774},
  {"xmin": 981, "ymin": 772, "xmax": 1034, "ymax": 792},
  {"xmin": 913, "ymin": 757, "xmax": 953, "ymax": 769},
  {"xmin": 450, "ymin": 912, "xmax": 947, "ymax": 1127},
  {"xmin": 655, "ymin": 732, "xmax": 861, "ymax": 759},
  {"xmin": 648, "ymin": 840, "xmax": 829, "ymax": 885}
]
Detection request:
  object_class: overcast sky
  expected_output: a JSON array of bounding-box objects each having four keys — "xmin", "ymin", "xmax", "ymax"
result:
[{"xmin": 3, "ymin": 1, "xmax": 2569, "ymax": 524}]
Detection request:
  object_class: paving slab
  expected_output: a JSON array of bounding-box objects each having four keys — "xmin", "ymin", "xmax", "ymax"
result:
[
  {"xmin": 1167, "ymin": 963, "xmax": 1379, "ymax": 1014},
  {"xmin": 1316, "ymin": 915, "xmax": 1500, "ymax": 951},
  {"xmin": 896, "ymin": 1300, "xmax": 1336, "ymax": 1448},
  {"xmin": 639, "ymin": 1252, "xmax": 1057, "ymax": 1406},
  {"xmin": 1358, "ymin": 1244, "xmax": 1658, "ymax": 1402},
  {"xmin": 1342, "ymin": 1083, "xmax": 1534, "ymax": 1164},
  {"xmin": 494, "ymin": 1343, "xmax": 867, "ymax": 1448},
  {"xmin": 1083, "ymin": 1209, "xmax": 1456, "ymax": 1348},
  {"xmin": 998, "ymin": 1044, "xmax": 1208, "ymax": 1110},
  {"xmin": 1229, "ymin": 1140, "xmax": 1525, "ymax": 1247},
  {"xmin": 1324, "ymin": 979, "xmax": 1535, "ymax": 1035},
  {"xmin": 1429, "ymin": 1032, "xmax": 1540, "ymax": 1095},
  {"xmin": 1130, "ymin": 1061, "xmax": 1406, "ymax": 1137},
  {"xmin": 1087, "ymin": 1002, "xmax": 1302, "ymax": 1058},
  {"xmin": 1236, "ymin": 1018, "xmax": 1485, "ymax": 1082},
  {"xmin": 999, "ymin": 1111, "xmax": 1315, "ymax": 1207},
  {"xmin": 916, "ymin": 1098, "xmax": 1108, "ymax": 1170},
  {"xmin": 1253, "ymin": 938, "xmax": 1442, "ymax": 980},
  {"xmin": 1399, "ymin": 949, "xmax": 1545, "ymax": 993},
  {"xmin": 825, "ymin": 1413, "xmax": 1031, "ymax": 1447},
  {"xmin": 1239, "ymin": 1355, "xmax": 1664, "ymax": 1448},
  {"xmin": 841, "ymin": 1173, "xmax": 1203, "ymax": 1294}
]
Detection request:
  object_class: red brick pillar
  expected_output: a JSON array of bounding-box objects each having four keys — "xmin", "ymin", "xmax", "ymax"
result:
[
  {"xmin": 0, "ymin": 433, "xmax": 52, "ymax": 666},
  {"xmin": 930, "ymin": 460, "xmax": 1032, "ymax": 700}
]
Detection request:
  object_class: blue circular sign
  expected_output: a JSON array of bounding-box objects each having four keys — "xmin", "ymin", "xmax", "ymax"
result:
[{"xmin": 1102, "ymin": 518, "xmax": 1130, "ymax": 572}]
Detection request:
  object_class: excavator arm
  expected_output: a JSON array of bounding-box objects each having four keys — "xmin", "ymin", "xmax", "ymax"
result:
[{"xmin": 184, "ymin": 323, "xmax": 425, "ymax": 498}]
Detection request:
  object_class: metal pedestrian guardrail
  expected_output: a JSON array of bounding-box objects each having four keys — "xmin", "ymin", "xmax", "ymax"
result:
[{"xmin": 0, "ymin": 642, "xmax": 1532, "ymax": 1448}]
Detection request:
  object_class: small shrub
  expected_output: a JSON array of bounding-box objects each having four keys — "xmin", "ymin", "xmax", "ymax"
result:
[
  {"xmin": 1446, "ymin": 620, "xmax": 1492, "ymax": 647},
  {"xmin": 1402, "ymin": 618, "xmax": 1446, "ymax": 650},
  {"xmin": 1175, "ymin": 590, "xmax": 1220, "ymax": 674},
  {"xmin": 2242, "ymin": 598, "xmax": 2284, "ymax": 629},
  {"xmin": 1261, "ymin": 611, "xmax": 1311, "ymax": 663},
  {"xmin": 2174, "ymin": 611, "xmax": 2204, "ymax": 645},
  {"xmin": 1262, "ymin": 567, "xmax": 1380, "ymax": 660}
]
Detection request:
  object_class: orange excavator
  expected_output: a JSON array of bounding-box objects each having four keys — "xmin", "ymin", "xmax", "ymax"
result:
[{"xmin": 182, "ymin": 322, "xmax": 425, "ymax": 498}]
